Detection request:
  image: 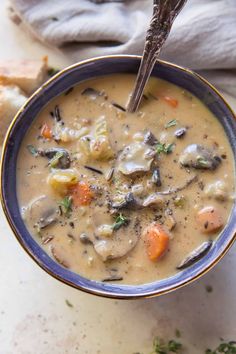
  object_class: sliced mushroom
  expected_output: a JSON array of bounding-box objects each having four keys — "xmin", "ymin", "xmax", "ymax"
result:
[
  {"xmin": 111, "ymin": 192, "xmax": 142, "ymax": 210},
  {"xmin": 110, "ymin": 176, "xmax": 196, "ymax": 211},
  {"xmin": 50, "ymin": 245, "xmax": 70, "ymax": 268},
  {"xmin": 79, "ymin": 233, "xmax": 93, "ymax": 245},
  {"xmin": 88, "ymin": 213, "xmax": 140, "ymax": 261},
  {"xmin": 111, "ymin": 190, "xmax": 166, "ymax": 211},
  {"xmin": 177, "ymin": 240, "xmax": 213, "ymax": 270},
  {"xmin": 39, "ymin": 147, "xmax": 71, "ymax": 169},
  {"xmin": 93, "ymin": 227, "xmax": 139, "ymax": 261},
  {"xmin": 24, "ymin": 195, "xmax": 58, "ymax": 230},
  {"xmin": 37, "ymin": 212, "xmax": 57, "ymax": 229},
  {"xmin": 117, "ymin": 142, "xmax": 156, "ymax": 175},
  {"xmin": 144, "ymin": 131, "xmax": 158, "ymax": 146},
  {"xmin": 175, "ymin": 127, "xmax": 186, "ymax": 138},
  {"xmin": 142, "ymin": 193, "xmax": 165, "ymax": 207},
  {"xmin": 179, "ymin": 144, "xmax": 221, "ymax": 170},
  {"xmin": 81, "ymin": 87, "xmax": 104, "ymax": 99},
  {"xmin": 96, "ymin": 224, "xmax": 114, "ymax": 238},
  {"xmin": 111, "ymin": 176, "xmax": 195, "ymax": 212},
  {"xmin": 131, "ymin": 184, "xmax": 145, "ymax": 197}
]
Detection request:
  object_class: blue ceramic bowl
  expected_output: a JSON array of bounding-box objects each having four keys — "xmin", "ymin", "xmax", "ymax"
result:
[{"xmin": 1, "ymin": 55, "xmax": 236, "ymax": 299}]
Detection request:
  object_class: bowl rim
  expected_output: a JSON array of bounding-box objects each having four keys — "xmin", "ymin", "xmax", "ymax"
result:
[{"xmin": 1, "ymin": 54, "xmax": 236, "ymax": 299}]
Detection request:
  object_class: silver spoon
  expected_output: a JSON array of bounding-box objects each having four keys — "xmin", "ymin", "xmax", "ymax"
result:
[{"xmin": 127, "ymin": 0, "xmax": 187, "ymax": 113}]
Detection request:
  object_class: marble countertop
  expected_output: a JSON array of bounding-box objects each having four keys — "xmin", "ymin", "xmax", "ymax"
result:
[{"xmin": 0, "ymin": 2, "xmax": 235, "ymax": 353}]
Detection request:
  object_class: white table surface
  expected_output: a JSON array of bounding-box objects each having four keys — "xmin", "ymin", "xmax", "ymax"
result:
[{"xmin": 0, "ymin": 2, "xmax": 236, "ymax": 353}]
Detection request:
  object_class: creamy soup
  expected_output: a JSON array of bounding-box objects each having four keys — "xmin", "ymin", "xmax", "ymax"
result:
[{"xmin": 17, "ymin": 74, "xmax": 235, "ymax": 285}]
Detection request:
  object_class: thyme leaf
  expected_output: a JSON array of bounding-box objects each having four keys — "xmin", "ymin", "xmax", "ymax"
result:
[
  {"xmin": 148, "ymin": 337, "xmax": 236, "ymax": 354},
  {"xmin": 206, "ymin": 341, "xmax": 236, "ymax": 354},
  {"xmin": 151, "ymin": 337, "xmax": 182, "ymax": 354},
  {"xmin": 156, "ymin": 143, "xmax": 175, "ymax": 155},
  {"xmin": 173, "ymin": 196, "xmax": 186, "ymax": 208},
  {"xmin": 112, "ymin": 213, "xmax": 129, "ymax": 231},
  {"xmin": 59, "ymin": 196, "xmax": 73, "ymax": 217},
  {"xmin": 175, "ymin": 329, "xmax": 181, "ymax": 338},
  {"xmin": 196, "ymin": 156, "xmax": 209, "ymax": 168},
  {"xmin": 165, "ymin": 119, "xmax": 177, "ymax": 128},
  {"xmin": 27, "ymin": 144, "xmax": 38, "ymax": 156},
  {"xmin": 49, "ymin": 151, "xmax": 64, "ymax": 168}
]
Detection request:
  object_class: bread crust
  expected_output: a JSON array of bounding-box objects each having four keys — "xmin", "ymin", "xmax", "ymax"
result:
[{"xmin": 0, "ymin": 59, "xmax": 47, "ymax": 94}]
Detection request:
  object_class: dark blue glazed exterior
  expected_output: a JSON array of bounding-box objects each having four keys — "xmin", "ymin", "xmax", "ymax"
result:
[{"xmin": 1, "ymin": 55, "xmax": 236, "ymax": 298}]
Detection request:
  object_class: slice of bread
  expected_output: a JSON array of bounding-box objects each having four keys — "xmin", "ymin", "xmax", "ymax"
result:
[
  {"xmin": 0, "ymin": 59, "xmax": 47, "ymax": 95},
  {"xmin": 0, "ymin": 84, "xmax": 27, "ymax": 144}
]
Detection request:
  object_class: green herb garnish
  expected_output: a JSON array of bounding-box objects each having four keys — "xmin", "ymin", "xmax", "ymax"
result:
[
  {"xmin": 148, "ymin": 336, "xmax": 236, "ymax": 354},
  {"xmin": 47, "ymin": 67, "xmax": 60, "ymax": 77},
  {"xmin": 151, "ymin": 337, "xmax": 182, "ymax": 354},
  {"xmin": 175, "ymin": 329, "xmax": 181, "ymax": 338},
  {"xmin": 27, "ymin": 144, "xmax": 38, "ymax": 156},
  {"xmin": 65, "ymin": 299, "xmax": 73, "ymax": 308},
  {"xmin": 168, "ymin": 340, "xmax": 182, "ymax": 353},
  {"xmin": 156, "ymin": 143, "xmax": 175, "ymax": 154},
  {"xmin": 205, "ymin": 341, "xmax": 236, "ymax": 354},
  {"xmin": 59, "ymin": 196, "xmax": 73, "ymax": 217},
  {"xmin": 49, "ymin": 151, "xmax": 64, "ymax": 168},
  {"xmin": 112, "ymin": 213, "xmax": 129, "ymax": 231},
  {"xmin": 165, "ymin": 119, "xmax": 177, "ymax": 128},
  {"xmin": 196, "ymin": 156, "xmax": 209, "ymax": 168},
  {"xmin": 173, "ymin": 196, "xmax": 185, "ymax": 208}
]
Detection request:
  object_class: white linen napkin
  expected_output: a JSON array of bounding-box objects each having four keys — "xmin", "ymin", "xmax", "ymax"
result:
[{"xmin": 9, "ymin": 0, "xmax": 236, "ymax": 96}]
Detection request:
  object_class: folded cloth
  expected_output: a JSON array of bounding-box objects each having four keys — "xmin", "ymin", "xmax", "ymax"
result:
[{"xmin": 9, "ymin": 0, "xmax": 236, "ymax": 96}]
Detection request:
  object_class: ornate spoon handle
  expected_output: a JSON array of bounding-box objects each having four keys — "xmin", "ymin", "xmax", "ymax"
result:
[{"xmin": 127, "ymin": 0, "xmax": 187, "ymax": 113}]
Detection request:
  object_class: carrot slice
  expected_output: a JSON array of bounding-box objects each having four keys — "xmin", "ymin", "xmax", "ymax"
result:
[
  {"xmin": 144, "ymin": 223, "xmax": 169, "ymax": 261},
  {"xmin": 69, "ymin": 181, "xmax": 93, "ymax": 206},
  {"xmin": 41, "ymin": 123, "xmax": 53, "ymax": 139},
  {"xmin": 163, "ymin": 95, "xmax": 178, "ymax": 108},
  {"xmin": 196, "ymin": 206, "xmax": 223, "ymax": 234}
]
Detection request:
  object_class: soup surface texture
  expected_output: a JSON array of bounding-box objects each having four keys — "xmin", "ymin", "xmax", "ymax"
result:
[{"xmin": 17, "ymin": 74, "xmax": 235, "ymax": 285}]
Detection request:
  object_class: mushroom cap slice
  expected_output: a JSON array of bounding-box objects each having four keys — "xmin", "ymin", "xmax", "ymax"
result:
[
  {"xmin": 118, "ymin": 142, "xmax": 156, "ymax": 175},
  {"xmin": 179, "ymin": 144, "xmax": 221, "ymax": 170},
  {"xmin": 93, "ymin": 236, "xmax": 138, "ymax": 262},
  {"xmin": 23, "ymin": 195, "xmax": 58, "ymax": 229},
  {"xmin": 92, "ymin": 218, "xmax": 140, "ymax": 261},
  {"xmin": 39, "ymin": 147, "xmax": 71, "ymax": 169},
  {"xmin": 142, "ymin": 193, "xmax": 165, "ymax": 207}
]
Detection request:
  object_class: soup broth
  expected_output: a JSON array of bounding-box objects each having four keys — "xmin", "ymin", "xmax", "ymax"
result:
[{"xmin": 17, "ymin": 74, "xmax": 235, "ymax": 284}]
